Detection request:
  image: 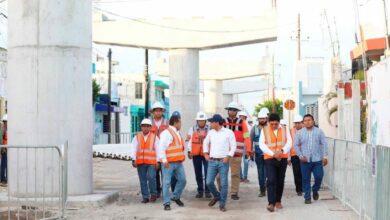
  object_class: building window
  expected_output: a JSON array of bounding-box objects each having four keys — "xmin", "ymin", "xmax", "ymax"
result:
[{"xmin": 135, "ymin": 83, "xmax": 143, "ymax": 99}]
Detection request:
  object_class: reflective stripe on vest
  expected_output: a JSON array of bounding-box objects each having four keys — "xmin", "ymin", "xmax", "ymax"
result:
[
  {"xmin": 191, "ymin": 126, "xmax": 208, "ymax": 156},
  {"xmin": 263, "ymin": 126, "xmax": 288, "ymax": 160},
  {"xmin": 224, "ymin": 118, "xmax": 249, "ymax": 157},
  {"xmin": 166, "ymin": 128, "xmax": 185, "ymax": 163},
  {"xmin": 135, "ymin": 132, "xmax": 157, "ymax": 165}
]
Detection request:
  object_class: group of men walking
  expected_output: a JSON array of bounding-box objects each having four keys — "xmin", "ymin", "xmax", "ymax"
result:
[{"xmin": 130, "ymin": 101, "xmax": 328, "ymax": 212}]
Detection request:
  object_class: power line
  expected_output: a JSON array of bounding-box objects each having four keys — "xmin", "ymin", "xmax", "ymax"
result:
[{"xmin": 93, "ymin": 6, "xmax": 295, "ymax": 33}]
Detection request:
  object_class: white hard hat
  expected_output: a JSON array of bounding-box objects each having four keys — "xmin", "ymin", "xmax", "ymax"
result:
[
  {"xmin": 195, "ymin": 111, "xmax": 207, "ymax": 121},
  {"xmin": 257, "ymin": 108, "xmax": 269, "ymax": 118},
  {"xmin": 150, "ymin": 102, "xmax": 165, "ymax": 112},
  {"xmin": 140, "ymin": 118, "xmax": 152, "ymax": 126},
  {"xmin": 293, "ymin": 115, "xmax": 303, "ymax": 123},
  {"xmin": 2, "ymin": 114, "xmax": 7, "ymax": 121},
  {"xmin": 225, "ymin": 102, "xmax": 241, "ymax": 111},
  {"xmin": 280, "ymin": 119, "xmax": 288, "ymax": 126},
  {"xmin": 238, "ymin": 111, "xmax": 247, "ymax": 117}
]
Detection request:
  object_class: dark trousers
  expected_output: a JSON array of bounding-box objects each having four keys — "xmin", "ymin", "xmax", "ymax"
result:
[
  {"xmin": 157, "ymin": 163, "xmax": 177, "ymax": 193},
  {"xmin": 255, "ymin": 152, "xmax": 266, "ymax": 192},
  {"xmin": 0, "ymin": 152, "xmax": 7, "ymax": 183},
  {"xmin": 300, "ymin": 161, "xmax": 324, "ymax": 200},
  {"xmin": 265, "ymin": 158, "xmax": 287, "ymax": 205},
  {"xmin": 291, "ymin": 155, "xmax": 302, "ymax": 193},
  {"xmin": 193, "ymin": 155, "xmax": 209, "ymax": 194}
]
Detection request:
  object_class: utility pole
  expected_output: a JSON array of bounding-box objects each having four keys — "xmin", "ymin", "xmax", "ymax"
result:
[
  {"xmin": 272, "ymin": 55, "xmax": 276, "ymax": 113},
  {"xmin": 144, "ymin": 49, "xmax": 150, "ymax": 118},
  {"xmin": 383, "ymin": 0, "xmax": 390, "ymax": 55},
  {"xmin": 107, "ymin": 48, "xmax": 112, "ymax": 143},
  {"xmin": 297, "ymin": 13, "xmax": 301, "ymax": 61}
]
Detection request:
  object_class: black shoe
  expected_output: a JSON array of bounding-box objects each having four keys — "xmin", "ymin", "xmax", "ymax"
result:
[
  {"xmin": 171, "ymin": 198, "xmax": 184, "ymax": 207},
  {"xmin": 195, "ymin": 192, "xmax": 203, "ymax": 198},
  {"xmin": 259, "ymin": 191, "xmax": 266, "ymax": 197},
  {"xmin": 231, "ymin": 194, "xmax": 240, "ymax": 200},
  {"xmin": 141, "ymin": 198, "xmax": 149, "ymax": 203},
  {"xmin": 164, "ymin": 204, "xmax": 171, "ymax": 211},
  {"xmin": 313, "ymin": 192, "xmax": 319, "ymax": 201},
  {"xmin": 297, "ymin": 192, "xmax": 303, "ymax": 196},
  {"xmin": 208, "ymin": 198, "xmax": 219, "ymax": 207},
  {"xmin": 305, "ymin": 199, "xmax": 312, "ymax": 204},
  {"xmin": 219, "ymin": 206, "xmax": 227, "ymax": 212},
  {"xmin": 205, "ymin": 193, "xmax": 212, "ymax": 199}
]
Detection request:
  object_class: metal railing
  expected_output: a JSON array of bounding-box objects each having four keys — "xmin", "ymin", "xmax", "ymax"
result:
[
  {"xmin": 1, "ymin": 143, "xmax": 68, "ymax": 220},
  {"xmin": 94, "ymin": 132, "xmax": 132, "ymax": 145},
  {"xmin": 324, "ymin": 138, "xmax": 390, "ymax": 220}
]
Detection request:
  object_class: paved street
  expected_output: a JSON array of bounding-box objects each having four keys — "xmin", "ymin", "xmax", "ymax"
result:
[{"xmin": 66, "ymin": 158, "xmax": 358, "ymax": 220}]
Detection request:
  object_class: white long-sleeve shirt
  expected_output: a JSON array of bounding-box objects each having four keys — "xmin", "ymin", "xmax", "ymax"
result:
[
  {"xmin": 259, "ymin": 125, "xmax": 292, "ymax": 157},
  {"xmin": 130, "ymin": 132, "xmax": 160, "ymax": 160},
  {"xmin": 157, "ymin": 126, "xmax": 183, "ymax": 163},
  {"xmin": 203, "ymin": 127, "xmax": 237, "ymax": 158}
]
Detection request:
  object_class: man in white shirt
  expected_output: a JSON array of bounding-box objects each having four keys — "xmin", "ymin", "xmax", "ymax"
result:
[
  {"xmin": 157, "ymin": 111, "xmax": 187, "ymax": 211},
  {"xmin": 203, "ymin": 114, "xmax": 237, "ymax": 212},
  {"xmin": 130, "ymin": 119, "xmax": 160, "ymax": 203},
  {"xmin": 259, "ymin": 113, "xmax": 292, "ymax": 212}
]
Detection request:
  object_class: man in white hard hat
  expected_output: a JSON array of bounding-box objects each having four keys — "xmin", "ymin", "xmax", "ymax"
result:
[
  {"xmin": 289, "ymin": 115, "xmax": 304, "ymax": 196},
  {"xmin": 0, "ymin": 114, "xmax": 7, "ymax": 186},
  {"xmin": 186, "ymin": 111, "xmax": 211, "ymax": 198},
  {"xmin": 130, "ymin": 118, "xmax": 160, "ymax": 203},
  {"xmin": 250, "ymin": 108, "xmax": 269, "ymax": 197},
  {"xmin": 223, "ymin": 102, "xmax": 252, "ymax": 200},
  {"xmin": 238, "ymin": 111, "xmax": 251, "ymax": 183},
  {"xmin": 149, "ymin": 101, "xmax": 169, "ymax": 197}
]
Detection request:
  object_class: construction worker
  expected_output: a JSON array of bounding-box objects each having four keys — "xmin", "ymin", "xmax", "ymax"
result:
[
  {"xmin": 187, "ymin": 111, "xmax": 211, "ymax": 198},
  {"xmin": 294, "ymin": 114, "xmax": 328, "ymax": 204},
  {"xmin": 0, "ymin": 114, "xmax": 7, "ymax": 186},
  {"xmin": 223, "ymin": 102, "xmax": 251, "ymax": 200},
  {"xmin": 149, "ymin": 101, "xmax": 169, "ymax": 196},
  {"xmin": 238, "ymin": 111, "xmax": 250, "ymax": 183},
  {"xmin": 157, "ymin": 111, "xmax": 187, "ymax": 211},
  {"xmin": 260, "ymin": 113, "xmax": 292, "ymax": 212},
  {"xmin": 288, "ymin": 115, "xmax": 304, "ymax": 196},
  {"xmin": 130, "ymin": 119, "xmax": 159, "ymax": 203},
  {"xmin": 250, "ymin": 108, "xmax": 269, "ymax": 197},
  {"xmin": 204, "ymin": 114, "xmax": 237, "ymax": 212}
]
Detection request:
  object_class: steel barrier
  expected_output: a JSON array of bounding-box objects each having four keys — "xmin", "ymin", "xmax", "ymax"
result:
[
  {"xmin": 324, "ymin": 138, "xmax": 389, "ymax": 220},
  {"xmin": 0, "ymin": 143, "xmax": 68, "ymax": 220}
]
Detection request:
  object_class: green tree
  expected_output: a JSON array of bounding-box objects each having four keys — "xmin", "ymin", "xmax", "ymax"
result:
[
  {"xmin": 254, "ymin": 99, "xmax": 283, "ymax": 118},
  {"xmin": 92, "ymin": 79, "xmax": 101, "ymax": 104}
]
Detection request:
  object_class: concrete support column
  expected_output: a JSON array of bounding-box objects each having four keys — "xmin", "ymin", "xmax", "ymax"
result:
[
  {"xmin": 169, "ymin": 49, "xmax": 199, "ymax": 132},
  {"xmin": 203, "ymin": 80, "xmax": 223, "ymax": 115},
  {"xmin": 337, "ymin": 87, "xmax": 345, "ymax": 139},
  {"xmin": 351, "ymin": 80, "xmax": 361, "ymax": 142},
  {"xmin": 8, "ymin": 1, "xmax": 93, "ymax": 195}
]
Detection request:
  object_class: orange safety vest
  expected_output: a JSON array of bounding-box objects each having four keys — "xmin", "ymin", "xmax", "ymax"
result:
[
  {"xmin": 191, "ymin": 126, "xmax": 208, "ymax": 156},
  {"xmin": 263, "ymin": 126, "xmax": 288, "ymax": 160},
  {"xmin": 2, "ymin": 132, "xmax": 7, "ymax": 145},
  {"xmin": 151, "ymin": 118, "xmax": 169, "ymax": 138},
  {"xmin": 166, "ymin": 127, "xmax": 185, "ymax": 163},
  {"xmin": 224, "ymin": 118, "xmax": 251, "ymax": 157},
  {"xmin": 290, "ymin": 128, "xmax": 297, "ymax": 157},
  {"xmin": 135, "ymin": 132, "xmax": 157, "ymax": 165}
]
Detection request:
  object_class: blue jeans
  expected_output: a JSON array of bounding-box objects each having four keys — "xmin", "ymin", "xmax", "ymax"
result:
[
  {"xmin": 206, "ymin": 160, "xmax": 229, "ymax": 207},
  {"xmin": 162, "ymin": 162, "xmax": 187, "ymax": 205},
  {"xmin": 255, "ymin": 153, "xmax": 266, "ymax": 191},
  {"xmin": 240, "ymin": 155, "xmax": 249, "ymax": 180},
  {"xmin": 300, "ymin": 161, "xmax": 324, "ymax": 200},
  {"xmin": 193, "ymin": 156, "xmax": 209, "ymax": 194},
  {"xmin": 137, "ymin": 164, "xmax": 157, "ymax": 199},
  {"xmin": 0, "ymin": 151, "xmax": 7, "ymax": 183}
]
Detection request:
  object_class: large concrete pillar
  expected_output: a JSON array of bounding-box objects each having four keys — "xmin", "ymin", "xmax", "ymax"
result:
[
  {"xmin": 203, "ymin": 80, "xmax": 223, "ymax": 116},
  {"xmin": 169, "ymin": 49, "xmax": 199, "ymax": 133},
  {"xmin": 8, "ymin": 1, "xmax": 92, "ymax": 195}
]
